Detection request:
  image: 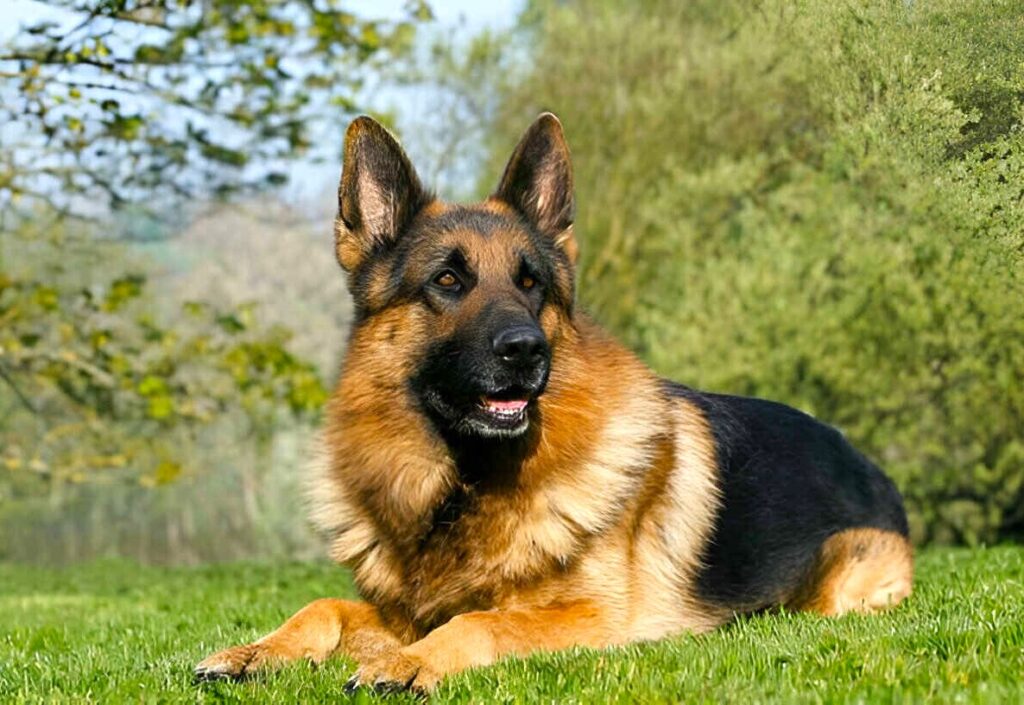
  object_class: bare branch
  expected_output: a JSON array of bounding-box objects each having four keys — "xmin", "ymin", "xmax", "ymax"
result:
[{"xmin": 0, "ymin": 363, "xmax": 38, "ymax": 414}]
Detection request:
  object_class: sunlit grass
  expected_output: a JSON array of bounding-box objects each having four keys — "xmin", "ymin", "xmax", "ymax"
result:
[{"xmin": 1, "ymin": 548, "xmax": 1022, "ymax": 703}]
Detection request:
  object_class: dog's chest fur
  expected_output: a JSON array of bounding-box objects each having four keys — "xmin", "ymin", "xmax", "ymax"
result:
[
  {"xmin": 313, "ymin": 406, "xmax": 664, "ymax": 631},
  {"xmin": 309, "ymin": 326, "xmax": 721, "ymax": 639}
]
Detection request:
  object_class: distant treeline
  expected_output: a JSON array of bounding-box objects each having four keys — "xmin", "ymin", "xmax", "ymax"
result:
[
  {"xmin": 481, "ymin": 0, "xmax": 1024, "ymax": 544},
  {"xmin": 2, "ymin": 0, "xmax": 1021, "ymax": 562}
]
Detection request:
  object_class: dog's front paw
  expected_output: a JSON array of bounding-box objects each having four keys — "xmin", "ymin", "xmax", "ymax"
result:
[
  {"xmin": 345, "ymin": 650, "xmax": 442, "ymax": 694},
  {"xmin": 194, "ymin": 643, "xmax": 257, "ymax": 682},
  {"xmin": 194, "ymin": 642, "xmax": 283, "ymax": 682}
]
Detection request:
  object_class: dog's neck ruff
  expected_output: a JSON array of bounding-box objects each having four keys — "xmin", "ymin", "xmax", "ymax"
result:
[{"xmin": 307, "ymin": 317, "xmax": 673, "ymax": 630}]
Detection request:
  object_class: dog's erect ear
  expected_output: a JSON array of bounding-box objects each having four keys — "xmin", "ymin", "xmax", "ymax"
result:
[
  {"xmin": 336, "ymin": 116, "xmax": 429, "ymax": 272},
  {"xmin": 493, "ymin": 113, "xmax": 577, "ymax": 263}
]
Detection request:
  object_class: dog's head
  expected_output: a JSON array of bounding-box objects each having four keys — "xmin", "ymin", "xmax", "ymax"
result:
[{"xmin": 334, "ymin": 114, "xmax": 577, "ymax": 439}]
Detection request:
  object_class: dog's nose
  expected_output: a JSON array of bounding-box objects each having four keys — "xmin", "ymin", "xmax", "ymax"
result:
[{"xmin": 492, "ymin": 325, "xmax": 548, "ymax": 365}]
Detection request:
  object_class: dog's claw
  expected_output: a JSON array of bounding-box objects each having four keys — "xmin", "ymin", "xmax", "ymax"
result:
[
  {"xmin": 372, "ymin": 679, "xmax": 410, "ymax": 695},
  {"xmin": 193, "ymin": 665, "xmax": 242, "ymax": 684},
  {"xmin": 193, "ymin": 643, "xmax": 260, "ymax": 685},
  {"xmin": 343, "ymin": 671, "xmax": 422, "ymax": 697}
]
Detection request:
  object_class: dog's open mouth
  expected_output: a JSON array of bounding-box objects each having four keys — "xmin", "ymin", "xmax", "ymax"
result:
[
  {"xmin": 467, "ymin": 390, "xmax": 533, "ymax": 436},
  {"xmin": 479, "ymin": 396, "xmax": 529, "ymax": 421}
]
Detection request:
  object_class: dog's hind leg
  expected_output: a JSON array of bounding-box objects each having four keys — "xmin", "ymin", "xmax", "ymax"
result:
[
  {"xmin": 788, "ymin": 528, "xmax": 913, "ymax": 616},
  {"xmin": 194, "ymin": 598, "xmax": 400, "ymax": 681}
]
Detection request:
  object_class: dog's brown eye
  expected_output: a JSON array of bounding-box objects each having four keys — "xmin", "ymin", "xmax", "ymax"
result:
[
  {"xmin": 434, "ymin": 271, "xmax": 459, "ymax": 288},
  {"xmin": 520, "ymin": 275, "xmax": 535, "ymax": 290}
]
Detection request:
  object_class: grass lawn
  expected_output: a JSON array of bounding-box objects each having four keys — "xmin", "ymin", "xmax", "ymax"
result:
[{"xmin": 1, "ymin": 547, "xmax": 1022, "ymax": 703}]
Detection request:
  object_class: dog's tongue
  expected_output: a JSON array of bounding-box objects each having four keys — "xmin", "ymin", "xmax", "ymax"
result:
[{"xmin": 483, "ymin": 398, "xmax": 528, "ymax": 412}]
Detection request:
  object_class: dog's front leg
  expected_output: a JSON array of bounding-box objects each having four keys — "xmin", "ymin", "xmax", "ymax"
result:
[
  {"xmin": 349, "ymin": 601, "xmax": 611, "ymax": 693},
  {"xmin": 195, "ymin": 598, "xmax": 401, "ymax": 681}
]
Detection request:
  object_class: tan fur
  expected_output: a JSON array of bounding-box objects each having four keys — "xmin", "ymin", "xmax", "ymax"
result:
[
  {"xmin": 200, "ymin": 309, "xmax": 733, "ymax": 686},
  {"xmin": 311, "ymin": 313, "xmax": 721, "ymax": 638},
  {"xmin": 196, "ymin": 115, "xmax": 911, "ymax": 692},
  {"xmin": 194, "ymin": 599, "xmax": 399, "ymax": 678},
  {"xmin": 201, "ymin": 311, "xmax": 911, "ymax": 689},
  {"xmin": 788, "ymin": 528, "xmax": 913, "ymax": 616}
]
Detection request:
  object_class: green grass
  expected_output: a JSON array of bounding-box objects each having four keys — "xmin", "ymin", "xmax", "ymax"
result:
[{"xmin": 1, "ymin": 548, "xmax": 1022, "ymax": 703}]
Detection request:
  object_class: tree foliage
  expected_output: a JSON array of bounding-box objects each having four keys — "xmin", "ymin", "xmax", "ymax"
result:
[
  {"xmin": 0, "ymin": 2, "xmax": 430, "ymax": 561},
  {"xmin": 486, "ymin": 0, "xmax": 1024, "ymax": 544},
  {"xmin": 0, "ymin": 219, "xmax": 327, "ymax": 491},
  {"xmin": 0, "ymin": 0, "xmax": 429, "ymax": 510},
  {"xmin": 0, "ymin": 0, "xmax": 430, "ymax": 218}
]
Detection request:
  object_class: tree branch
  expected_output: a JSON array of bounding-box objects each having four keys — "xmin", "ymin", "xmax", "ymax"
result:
[{"xmin": 0, "ymin": 363, "xmax": 38, "ymax": 414}]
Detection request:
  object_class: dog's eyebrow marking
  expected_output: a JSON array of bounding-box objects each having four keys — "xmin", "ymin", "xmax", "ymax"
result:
[
  {"xmin": 443, "ymin": 247, "xmax": 471, "ymax": 275},
  {"xmin": 518, "ymin": 251, "xmax": 541, "ymax": 276}
]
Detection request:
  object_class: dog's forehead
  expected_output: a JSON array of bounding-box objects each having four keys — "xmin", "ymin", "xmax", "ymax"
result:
[{"xmin": 410, "ymin": 203, "xmax": 536, "ymax": 271}]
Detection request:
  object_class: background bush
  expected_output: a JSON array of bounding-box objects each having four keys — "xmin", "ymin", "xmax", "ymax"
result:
[
  {"xmin": 484, "ymin": 0, "xmax": 1024, "ymax": 545},
  {"xmin": 3, "ymin": 0, "xmax": 1021, "ymax": 561},
  {"xmin": 0, "ymin": 0, "xmax": 398, "ymax": 564},
  {"xmin": 0, "ymin": 210, "xmax": 338, "ymax": 563}
]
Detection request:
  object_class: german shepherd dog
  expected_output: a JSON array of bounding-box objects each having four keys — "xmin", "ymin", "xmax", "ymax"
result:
[{"xmin": 195, "ymin": 114, "xmax": 912, "ymax": 692}]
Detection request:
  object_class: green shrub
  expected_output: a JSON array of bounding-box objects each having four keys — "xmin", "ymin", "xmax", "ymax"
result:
[
  {"xmin": 487, "ymin": 0, "xmax": 1024, "ymax": 544},
  {"xmin": 0, "ymin": 219, "xmax": 328, "ymax": 563}
]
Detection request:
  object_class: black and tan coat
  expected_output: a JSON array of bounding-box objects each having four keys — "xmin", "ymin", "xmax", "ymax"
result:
[{"xmin": 195, "ymin": 113, "xmax": 912, "ymax": 693}]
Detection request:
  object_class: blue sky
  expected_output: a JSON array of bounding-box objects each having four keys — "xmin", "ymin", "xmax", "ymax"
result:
[
  {"xmin": 355, "ymin": 0, "xmax": 520, "ymax": 27},
  {"xmin": 0, "ymin": 0, "xmax": 523, "ymax": 213},
  {"xmin": 1, "ymin": 0, "xmax": 520, "ymax": 39}
]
